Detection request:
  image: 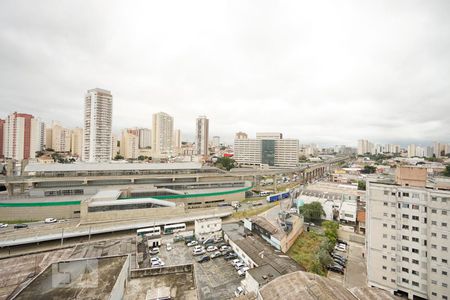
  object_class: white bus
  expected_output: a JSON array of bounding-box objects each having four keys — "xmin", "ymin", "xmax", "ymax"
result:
[
  {"xmin": 137, "ymin": 226, "xmax": 161, "ymax": 237},
  {"xmin": 163, "ymin": 223, "xmax": 186, "ymax": 235}
]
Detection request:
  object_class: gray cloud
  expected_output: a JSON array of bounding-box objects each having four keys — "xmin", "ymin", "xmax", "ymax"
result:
[{"xmin": 0, "ymin": 0, "xmax": 449, "ymax": 146}]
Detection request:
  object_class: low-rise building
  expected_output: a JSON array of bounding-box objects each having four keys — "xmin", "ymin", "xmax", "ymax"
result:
[{"xmin": 194, "ymin": 217, "xmax": 222, "ymax": 242}]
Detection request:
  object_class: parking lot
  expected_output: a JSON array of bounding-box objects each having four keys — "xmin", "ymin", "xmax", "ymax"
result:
[{"xmin": 146, "ymin": 237, "xmax": 244, "ymax": 300}]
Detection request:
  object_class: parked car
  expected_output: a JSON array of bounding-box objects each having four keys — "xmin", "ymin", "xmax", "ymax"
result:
[
  {"xmin": 166, "ymin": 243, "xmax": 172, "ymax": 251},
  {"xmin": 187, "ymin": 240, "xmax": 198, "ymax": 247},
  {"xmin": 333, "ymin": 259, "xmax": 346, "ymax": 268},
  {"xmin": 234, "ymin": 262, "xmax": 246, "ymax": 270},
  {"xmin": 252, "ymin": 202, "xmax": 263, "ymax": 207},
  {"xmin": 224, "ymin": 253, "xmax": 238, "ymax": 260},
  {"xmin": 214, "ymin": 237, "xmax": 224, "ymax": 243},
  {"xmin": 337, "ymin": 239, "xmax": 348, "ymax": 245},
  {"xmin": 210, "ymin": 251, "xmax": 222, "ymax": 259},
  {"xmin": 334, "ymin": 244, "xmax": 346, "ymax": 252},
  {"xmin": 0, "ymin": 223, "xmax": 8, "ymax": 228},
  {"xmin": 151, "ymin": 260, "xmax": 165, "ymax": 268},
  {"xmin": 150, "ymin": 257, "xmax": 162, "ymax": 264},
  {"xmin": 237, "ymin": 267, "xmax": 249, "ymax": 277},
  {"xmin": 193, "ymin": 249, "xmax": 206, "ymax": 256},
  {"xmin": 220, "ymin": 245, "xmax": 230, "ymax": 251},
  {"xmin": 206, "ymin": 245, "xmax": 218, "ymax": 252},
  {"xmin": 235, "ymin": 286, "xmax": 245, "ymax": 297},
  {"xmin": 193, "ymin": 245, "xmax": 205, "ymax": 251},
  {"xmin": 231, "ymin": 259, "xmax": 241, "ymax": 266},
  {"xmin": 149, "ymin": 247, "xmax": 160, "ymax": 255},
  {"xmin": 328, "ymin": 264, "xmax": 344, "ymax": 274},
  {"xmin": 14, "ymin": 224, "xmax": 28, "ymax": 229},
  {"xmin": 198, "ymin": 255, "xmax": 211, "ymax": 263},
  {"xmin": 44, "ymin": 218, "xmax": 57, "ymax": 224}
]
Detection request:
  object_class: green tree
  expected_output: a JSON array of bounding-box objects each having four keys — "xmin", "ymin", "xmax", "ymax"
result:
[
  {"xmin": 361, "ymin": 165, "xmax": 376, "ymax": 174},
  {"xmin": 357, "ymin": 180, "xmax": 366, "ymax": 190},
  {"xmin": 214, "ymin": 157, "xmax": 236, "ymax": 171},
  {"xmin": 114, "ymin": 154, "xmax": 124, "ymax": 160},
  {"xmin": 299, "ymin": 202, "xmax": 325, "ymax": 222},
  {"xmin": 137, "ymin": 155, "xmax": 145, "ymax": 161},
  {"xmin": 318, "ymin": 247, "xmax": 333, "ymax": 268},
  {"xmin": 322, "ymin": 220, "xmax": 339, "ymax": 245},
  {"xmin": 444, "ymin": 165, "xmax": 450, "ymax": 177}
]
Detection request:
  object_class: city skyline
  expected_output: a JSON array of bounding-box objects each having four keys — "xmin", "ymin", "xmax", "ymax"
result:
[{"xmin": 1, "ymin": 1, "xmax": 449, "ymax": 145}]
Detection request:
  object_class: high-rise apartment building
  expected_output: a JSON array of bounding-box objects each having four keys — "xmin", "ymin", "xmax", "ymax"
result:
[
  {"xmin": 70, "ymin": 127, "xmax": 83, "ymax": 157},
  {"xmin": 235, "ymin": 132, "xmax": 248, "ymax": 140},
  {"xmin": 357, "ymin": 139, "xmax": 374, "ymax": 155},
  {"xmin": 120, "ymin": 128, "xmax": 139, "ymax": 159},
  {"xmin": 2, "ymin": 112, "xmax": 44, "ymax": 160},
  {"xmin": 82, "ymin": 88, "xmax": 113, "ymax": 162},
  {"xmin": 173, "ymin": 129, "xmax": 181, "ymax": 155},
  {"xmin": 50, "ymin": 121, "xmax": 71, "ymax": 152},
  {"xmin": 212, "ymin": 136, "xmax": 220, "ymax": 148},
  {"xmin": 366, "ymin": 167, "xmax": 450, "ymax": 300},
  {"xmin": 0, "ymin": 119, "xmax": 5, "ymax": 158},
  {"xmin": 196, "ymin": 116, "xmax": 209, "ymax": 156},
  {"xmin": 234, "ymin": 132, "xmax": 299, "ymax": 167},
  {"xmin": 151, "ymin": 112, "xmax": 173, "ymax": 157},
  {"xmin": 138, "ymin": 128, "xmax": 151, "ymax": 149}
]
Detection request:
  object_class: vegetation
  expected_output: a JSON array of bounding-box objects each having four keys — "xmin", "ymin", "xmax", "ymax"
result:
[
  {"xmin": 232, "ymin": 202, "xmax": 277, "ymax": 219},
  {"xmin": 444, "ymin": 165, "xmax": 450, "ymax": 177},
  {"xmin": 361, "ymin": 165, "xmax": 376, "ymax": 174},
  {"xmin": 299, "ymin": 201, "xmax": 325, "ymax": 222},
  {"xmin": 214, "ymin": 157, "xmax": 236, "ymax": 171},
  {"xmin": 357, "ymin": 180, "xmax": 366, "ymax": 190},
  {"xmin": 322, "ymin": 220, "xmax": 339, "ymax": 245},
  {"xmin": 114, "ymin": 154, "xmax": 124, "ymax": 160}
]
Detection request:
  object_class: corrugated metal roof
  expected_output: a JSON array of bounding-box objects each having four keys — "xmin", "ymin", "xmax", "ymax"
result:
[{"xmin": 24, "ymin": 162, "xmax": 202, "ymax": 172}]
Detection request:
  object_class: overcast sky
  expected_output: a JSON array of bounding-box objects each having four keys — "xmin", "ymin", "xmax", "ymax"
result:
[{"xmin": 0, "ymin": 1, "xmax": 449, "ymax": 146}]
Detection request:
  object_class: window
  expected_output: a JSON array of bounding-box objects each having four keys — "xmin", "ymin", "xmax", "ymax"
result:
[
  {"xmin": 432, "ymin": 232, "xmax": 437, "ymax": 237},
  {"xmin": 412, "ymin": 248, "xmax": 419, "ymax": 254},
  {"xmin": 403, "ymin": 192, "xmax": 410, "ymax": 197},
  {"xmin": 432, "ymin": 221, "xmax": 437, "ymax": 225},
  {"xmin": 402, "ymin": 235, "xmax": 409, "ymax": 241},
  {"xmin": 402, "ymin": 246, "xmax": 409, "ymax": 251},
  {"xmin": 412, "ymin": 281, "xmax": 419, "ymax": 287},
  {"xmin": 443, "ymin": 222, "xmax": 448, "ymax": 227},
  {"xmin": 391, "ymin": 268, "xmax": 395, "ymax": 272},
  {"xmin": 443, "ymin": 211, "xmax": 447, "ymax": 215},
  {"xmin": 391, "ymin": 225, "xmax": 396, "ymax": 229},
  {"xmin": 443, "ymin": 259, "xmax": 448, "ymax": 264},
  {"xmin": 432, "ymin": 292, "xmax": 437, "ymax": 296},
  {"xmin": 432, "ymin": 268, "xmax": 437, "ymax": 273},
  {"xmin": 383, "ymin": 244, "xmax": 387, "ymax": 249},
  {"xmin": 402, "ymin": 224, "xmax": 409, "ymax": 229},
  {"xmin": 412, "ymin": 237, "xmax": 419, "ymax": 242},
  {"xmin": 442, "ymin": 246, "xmax": 448, "ymax": 251},
  {"xmin": 402, "ymin": 267, "xmax": 409, "ymax": 273},
  {"xmin": 412, "ymin": 226, "xmax": 419, "ymax": 231},
  {"xmin": 412, "ymin": 215, "xmax": 419, "ymax": 221},
  {"xmin": 383, "ymin": 255, "xmax": 387, "ymax": 260},
  {"xmin": 412, "ymin": 193, "xmax": 419, "ymax": 199},
  {"xmin": 382, "ymin": 265, "xmax": 387, "ymax": 270},
  {"xmin": 412, "ymin": 204, "xmax": 419, "ymax": 209},
  {"xmin": 443, "ymin": 283, "xmax": 448, "ymax": 288},
  {"xmin": 443, "ymin": 271, "xmax": 448, "ymax": 276},
  {"xmin": 443, "ymin": 296, "xmax": 448, "ymax": 300},
  {"xmin": 391, "ymin": 214, "xmax": 396, "ymax": 218},
  {"xmin": 383, "ymin": 234, "xmax": 387, "ymax": 238},
  {"xmin": 412, "ymin": 270, "xmax": 419, "ymax": 276},
  {"xmin": 432, "ymin": 197, "xmax": 437, "ymax": 201},
  {"xmin": 432, "ymin": 209, "xmax": 437, "ymax": 213},
  {"xmin": 391, "ymin": 257, "xmax": 396, "ymax": 262},
  {"xmin": 391, "ymin": 235, "xmax": 396, "ymax": 240},
  {"xmin": 432, "ymin": 280, "xmax": 437, "ymax": 285},
  {"xmin": 383, "ymin": 223, "xmax": 387, "ymax": 228},
  {"xmin": 443, "ymin": 197, "xmax": 448, "ymax": 203},
  {"xmin": 432, "ymin": 256, "xmax": 437, "ymax": 261},
  {"xmin": 391, "ymin": 246, "xmax": 396, "ymax": 251},
  {"xmin": 383, "ymin": 212, "xmax": 388, "ymax": 217},
  {"xmin": 402, "ymin": 278, "xmax": 409, "ymax": 283},
  {"xmin": 412, "ymin": 259, "xmax": 419, "ymax": 264},
  {"xmin": 384, "ymin": 190, "xmax": 389, "ymax": 195},
  {"xmin": 382, "ymin": 276, "xmax": 387, "ymax": 280},
  {"xmin": 402, "ymin": 257, "xmax": 409, "ymax": 262},
  {"xmin": 443, "ymin": 234, "xmax": 448, "ymax": 239},
  {"xmin": 402, "ymin": 214, "xmax": 409, "ymax": 219},
  {"xmin": 402, "ymin": 203, "xmax": 409, "ymax": 208},
  {"xmin": 391, "ymin": 279, "xmax": 396, "ymax": 283},
  {"xmin": 432, "ymin": 244, "xmax": 437, "ymax": 249},
  {"xmin": 383, "ymin": 202, "xmax": 388, "ymax": 206}
]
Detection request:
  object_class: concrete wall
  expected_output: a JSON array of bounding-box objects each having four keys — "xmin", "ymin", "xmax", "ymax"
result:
[
  {"xmin": 80, "ymin": 201, "xmax": 186, "ymax": 224},
  {"xmin": 0, "ymin": 205, "xmax": 79, "ymax": 222},
  {"xmin": 130, "ymin": 264, "xmax": 194, "ymax": 278},
  {"xmin": 280, "ymin": 215, "xmax": 304, "ymax": 253},
  {"xmin": 109, "ymin": 255, "xmax": 130, "ymax": 300}
]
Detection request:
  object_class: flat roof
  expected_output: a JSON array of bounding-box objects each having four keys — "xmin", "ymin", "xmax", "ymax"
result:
[
  {"xmin": 24, "ymin": 162, "xmax": 203, "ymax": 172},
  {"xmin": 88, "ymin": 197, "xmax": 176, "ymax": 207},
  {"xmin": 14, "ymin": 256, "xmax": 128, "ymax": 300},
  {"xmin": 247, "ymin": 264, "xmax": 281, "ymax": 285},
  {"xmin": 259, "ymin": 271, "xmax": 357, "ymax": 300}
]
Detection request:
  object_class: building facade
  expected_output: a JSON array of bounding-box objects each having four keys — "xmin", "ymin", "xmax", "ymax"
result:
[
  {"xmin": 173, "ymin": 129, "xmax": 181, "ymax": 156},
  {"xmin": 2, "ymin": 112, "xmax": 44, "ymax": 160},
  {"xmin": 138, "ymin": 128, "xmax": 151, "ymax": 149},
  {"xmin": 366, "ymin": 167, "xmax": 450, "ymax": 300},
  {"xmin": 70, "ymin": 127, "xmax": 83, "ymax": 157},
  {"xmin": 50, "ymin": 121, "xmax": 71, "ymax": 152},
  {"xmin": 234, "ymin": 132, "xmax": 299, "ymax": 167},
  {"xmin": 151, "ymin": 112, "xmax": 173, "ymax": 157},
  {"xmin": 120, "ymin": 129, "xmax": 139, "ymax": 159},
  {"xmin": 82, "ymin": 88, "xmax": 113, "ymax": 162},
  {"xmin": 196, "ymin": 116, "xmax": 209, "ymax": 156}
]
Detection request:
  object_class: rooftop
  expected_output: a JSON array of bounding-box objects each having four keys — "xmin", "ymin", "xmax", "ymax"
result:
[
  {"xmin": 259, "ymin": 271, "xmax": 357, "ymax": 300},
  {"xmin": 24, "ymin": 162, "xmax": 203, "ymax": 173},
  {"xmin": 247, "ymin": 264, "xmax": 281, "ymax": 285},
  {"xmin": 14, "ymin": 255, "xmax": 128, "ymax": 300}
]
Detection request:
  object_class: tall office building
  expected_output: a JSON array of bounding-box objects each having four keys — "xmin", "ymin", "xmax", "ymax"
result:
[
  {"xmin": 366, "ymin": 167, "xmax": 450, "ymax": 300},
  {"xmin": 138, "ymin": 128, "xmax": 151, "ymax": 149},
  {"xmin": 151, "ymin": 112, "xmax": 173, "ymax": 157},
  {"xmin": 234, "ymin": 132, "xmax": 299, "ymax": 167},
  {"xmin": 120, "ymin": 128, "xmax": 139, "ymax": 159},
  {"xmin": 70, "ymin": 127, "xmax": 83, "ymax": 157},
  {"xmin": 3, "ymin": 112, "xmax": 44, "ymax": 160},
  {"xmin": 82, "ymin": 88, "xmax": 113, "ymax": 162},
  {"xmin": 196, "ymin": 116, "xmax": 209, "ymax": 156}
]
